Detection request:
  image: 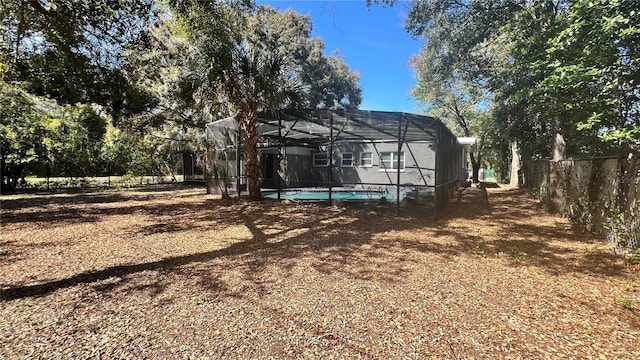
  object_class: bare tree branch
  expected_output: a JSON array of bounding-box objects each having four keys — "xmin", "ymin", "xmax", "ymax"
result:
[{"xmin": 27, "ymin": 0, "xmax": 56, "ymax": 17}]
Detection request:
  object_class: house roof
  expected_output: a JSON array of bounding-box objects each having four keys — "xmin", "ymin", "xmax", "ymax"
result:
[
  {"xmin": 255, "ymin": 109, "xmax": 449, "ymax": 147},
  {"xmin": 458, "ymin": 137, "xmax": 477, "ymax": 153},
  {"xmin": 206, "ymin": 109, "xmax": 457, "ymax": 148}
]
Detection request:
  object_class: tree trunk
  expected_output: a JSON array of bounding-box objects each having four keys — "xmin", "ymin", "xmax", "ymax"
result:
[
  {"xmin": 551, "ymin": 115, "xmax": 566, "ymax": 162},
  {"xmin": 15, "ymin": 1, "xmax": 25, "ymax": 62},
  {"xmin": 27, "ymin": 0, "xmax": 57, "ymax": 16},
  {"xmin": 470, "ymin": 153, "xmax": 481, "ymax": 183},
  {"xmin": 204, "ymin": 147, "xmax": 212, "ymax": 195},
  {"xmin": 509, "ymin": 140, "xmax": 521, "ymax": 187},
  {"xmin": 499, "ymin": 142, "xmax": 509, "ymax": 183},
  {"xmin": 552, "ymin": 132, "xmax": 566, "ymax": 162},
  {"xmin": 240, "ymin": 107, "xmax": 261, "ymax": 201},
  {"xmin": 46, "ymin": 159, "xmax": 51, "ymax": 191},
  {"xmin": 617, "ymin": 148, "xmax": 635, "ymax": 213},
  {"xmin": 0, "ymin": 154, "xmax": 5, "ymax": 194}
]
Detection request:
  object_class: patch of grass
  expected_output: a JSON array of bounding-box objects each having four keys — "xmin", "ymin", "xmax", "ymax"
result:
[
  {"xmin": 614, "ymin": 296, "xmax": 634, "ymax": 310},
  {"xmin": 622, "ymin": 281, "xmax": 637, "ymax": 292},
  {"xmin": 473, "ymin": 241, "xmax": 486, "ymax": 257},
  {"xmin": 585, "ymin": 245, "xmax": 609, "ymax": 258},
  {"xmin": 192, "ymin": 294, "xmax": 206, "ymax": 306},
  {"xmin": 19, "ymin": 175, "xmax": 183, "ymax": 191},
  {"xmin": 511, "ymin": 252, "xmax": 534, "ymax": 263},
  {"xmin": 627, "ymin": 250, "xmax": 640, "ymax": 264}
]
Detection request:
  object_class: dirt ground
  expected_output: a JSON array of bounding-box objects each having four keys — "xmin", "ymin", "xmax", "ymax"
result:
[{"xmin": 1, "ymin": 184, "xmax": 639, "ymax": 359}]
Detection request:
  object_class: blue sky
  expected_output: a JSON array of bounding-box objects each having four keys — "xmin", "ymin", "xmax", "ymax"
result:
[{"xmin": 257, "ymin": 0, "xmax": 423, "ymax": 113}]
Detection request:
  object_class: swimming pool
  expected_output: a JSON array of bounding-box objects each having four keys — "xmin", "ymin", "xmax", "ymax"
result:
[{"xmin": 263, "ymin": 188, "xmax": 397, "ymax": 201}]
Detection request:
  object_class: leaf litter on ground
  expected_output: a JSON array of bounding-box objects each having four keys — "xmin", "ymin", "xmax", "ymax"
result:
[{"xmin": 1, "ymin": 184, "xmax": 639, "ymax": 358}]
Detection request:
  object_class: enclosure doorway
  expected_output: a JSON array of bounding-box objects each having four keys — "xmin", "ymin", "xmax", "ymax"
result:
[{"xmin": 261, "ymin": 153, "xmax": 278, "ymax": 189}]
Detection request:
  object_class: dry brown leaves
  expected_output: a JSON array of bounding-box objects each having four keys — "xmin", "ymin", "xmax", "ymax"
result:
[{"xmin": 1, "ymin": 184, "xmax": 639, "ymax": 359}]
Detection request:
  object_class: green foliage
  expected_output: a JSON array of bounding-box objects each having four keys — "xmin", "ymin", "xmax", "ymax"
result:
[
  {"xmin": 366, "ymin": 0, "xmax": 397, "ymax": 8},
  {"xmin": 404, "ymin": 0, "xmax": 638, "ymax": 164},
  {"xmin": 411, "ymin": 55, "xmax": 506, "ymax": 179},
  {"xmin": 404, "ymin": 0, "xmax": 640, "ymax": 253},
  {"xmin": 500, "ymin": 0, "xmax": 639, "ymax": 156},
  {"xmin": 0, "ymin": 80, "xmax": 112, "ymax": 190},
  {"xmin": 1, "ymin": 1, "xmax": 166, "ymax": 190},
  {"xmin": 248, "ymin": 6, "xmax": 362, "ymax": 109},
  {"xmin": 120, "ymin": 15, "xmax": 198, "ymax": 129},
  {"xmin": 165, "ymin": 2, "xmax": 363, "ymax": 200},
  {"xmin": 171, "ymin": 3, "xmax": 362, "ymax": 115},
  {"xmin": 1, "ymin": 0, "xmax": 157, "ymax": 114},
  {"xmin": 614, "ymin": 295, "xmax": 634, "ymax": 310},
  {"xmin": 101, "ymin": 123, "xmax": 130, "ymax": 176},
  {"xmin": 0, "ymin": 81, "xmax": 51, "ymax": 190},
  {"xmin": 1, "ymin": 1, "xmax": 364, "ymax": 192},
  {"xmin": 544, "ymin": 0, "xmax": 640, "ymax": 147},
  {"xmin": 406, "ymin": 1, "xmax": 531, "ymax": 178},
  {"xmin": 622, "ymin": 281, "xmax": 637, "ymax": 291},
  {"xmin": 192, "ymin": 294, "xmax": 206, "ymax": 306},
  {"xmin": 48, "ymin": 104, "xmax": 107, "ymax": 177}
]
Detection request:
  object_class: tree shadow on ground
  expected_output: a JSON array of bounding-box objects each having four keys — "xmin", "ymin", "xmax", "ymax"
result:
[
  {"xmin": 450, "ymin": 187, "xmax": 626, "ymax": 275},
  {"xmin": 0, "ymin": 185, "xmax": 632, "ymax": 303},
  {"xmin": 439, "ymin": 186, "xmax": 492, "ymax": 219},
  {"xmin": 0, "ymin": 186, "xmax": 207, "ymax": 229}
]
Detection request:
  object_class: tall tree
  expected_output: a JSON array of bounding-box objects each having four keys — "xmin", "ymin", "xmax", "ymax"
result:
[
  {"xmin": 0, "ymin": 80, "xmax": 109, "ymax": 190},
  {"xmin": 246, "ymin": 6, "xmax": 362, "ymax": 109},
  {"xmin": 234, "ymin": 49, "xmax": 302, "ymax": 199},
  {"xmin": 402, "ymin": 0, "xmax": 634, "ymax": 161},
  {"xmin": 168, "ymin": 2, "xmax": 362, "ymax": 200},
  {"xmin": 45, "ymin": 104, "xmax": 107, "ymax": 178},
  {"xmin": 402, "ymin": 1, "xmax": 533, "ymax": 179},
  {"xmin": 411, "ymin": 69, "xmax": 493, "ymax": 181},
  {"xmin": 498, "ymin": 1, "xmax": 576, "ymax": 162},
  {"xmin": 1, "ymin": 0, "xmax": 157, "ymax": 117},
  {"xmin": 543, "ymin": 0, "xmax": 640, "ymax": 149},
  {"xmin": 0, "ymin": 81, "xmax": 48, "ymax": 191}
]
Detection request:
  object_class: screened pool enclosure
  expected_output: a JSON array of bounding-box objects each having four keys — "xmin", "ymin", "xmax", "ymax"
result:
[{"xmin": 205, "ymin": 109, "xmax": 469, "ymax": 216}]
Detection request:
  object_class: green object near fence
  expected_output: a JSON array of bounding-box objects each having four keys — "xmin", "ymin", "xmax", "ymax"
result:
[{"xmin": 484, "ymin": 169, "xmax": 495, "ymax": 179}]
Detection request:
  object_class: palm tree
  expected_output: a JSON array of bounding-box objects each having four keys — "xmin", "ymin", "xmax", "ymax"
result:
[{"xmin": 225, "ymin": 47, "xmax": 303, "ymax": 200}]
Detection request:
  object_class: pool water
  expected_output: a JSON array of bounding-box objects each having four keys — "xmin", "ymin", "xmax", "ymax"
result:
[{"xmin": 263, "ymin": 188, "xmax": 397, "ymax": 201}]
